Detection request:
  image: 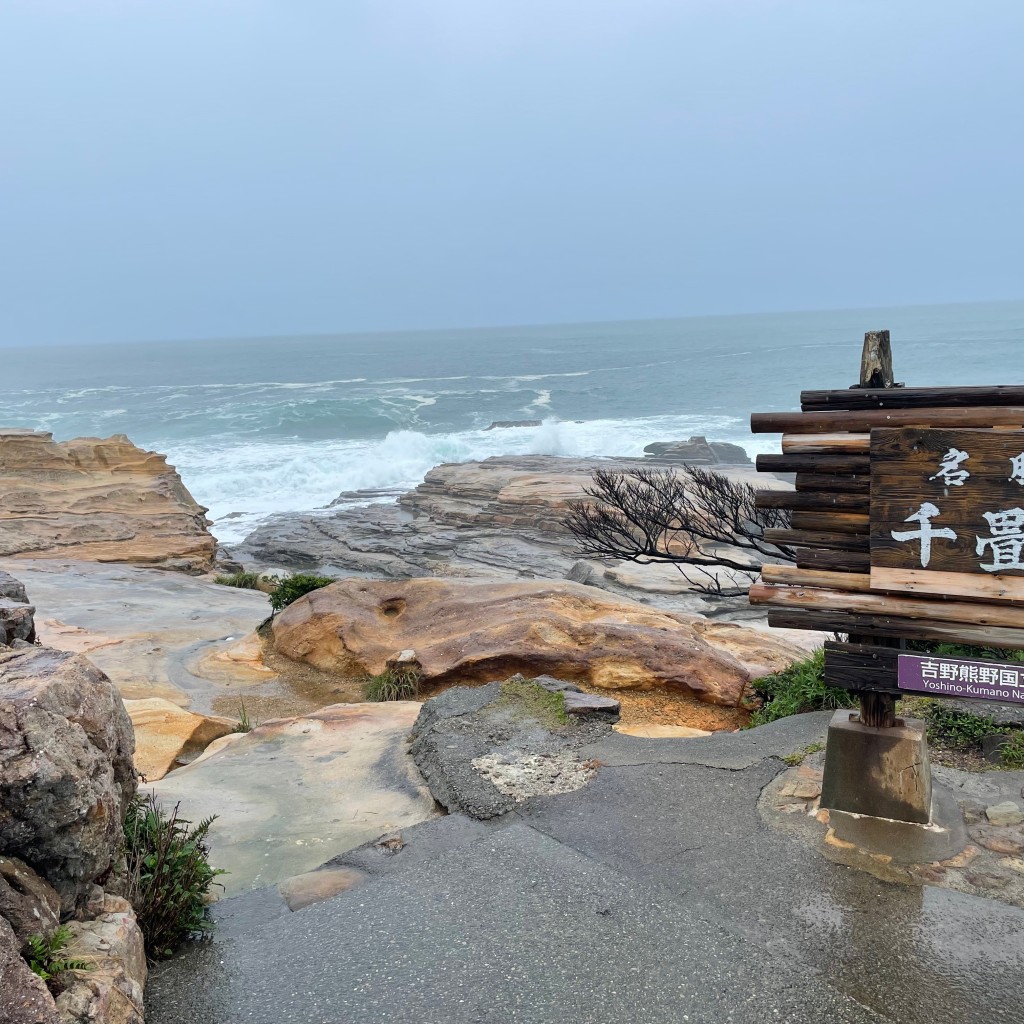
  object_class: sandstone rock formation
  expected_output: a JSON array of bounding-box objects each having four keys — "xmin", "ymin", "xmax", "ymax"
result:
[
  {"xmin": 0, "ymin": 646, "xmax": 136, "ymax": 909},
  {"xmin": 230, "ymin": 453, "xmax": 778, "ymax": 612},
  {"xmin": 124, "ymin": 698, "xmax": 235, "ymax": 781},
  {"xmin": 0, "ymin": 428, "xmax": 215, "ymax": 571},
  {"xmin": 271, "ymin": 578, "xmax": 802, "ymax": 706},
  {"xmin": 151, "ymin": 702, "xmax": 439, "ymax": 895}
]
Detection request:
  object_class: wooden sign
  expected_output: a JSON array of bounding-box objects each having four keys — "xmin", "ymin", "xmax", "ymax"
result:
[
  {"xmin": 870, "ymin": 427, "xmax": 1024, "ymax": 601},
  {"xmin": 747, "ymin": 374, "xmax": 1024, "ymax": 712}
]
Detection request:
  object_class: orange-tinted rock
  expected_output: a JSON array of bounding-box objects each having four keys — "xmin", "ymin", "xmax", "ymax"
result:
[
  {"xmin": 123, "ymin": 698, "xmax": 235, "ymax": 781},
  {"xmin": 0, "ymin": 429, "xmax": 214, "ymax": 571},
  {"xmin": 271, "ymin": 578, "xmax": 804, "ymax": 706}
]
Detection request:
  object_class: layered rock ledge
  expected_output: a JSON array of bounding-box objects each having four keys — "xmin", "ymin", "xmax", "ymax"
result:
[
  {"xmin": 270, "ymin": 577, "xmax": 803, "ymax": 706},
  {"xmin": 0, "ymin": 429, "xmax": 215, "ymax": 572},
  {"xmin": 232, "ymin": 453, "xmax": 779, "ymax": 610}
]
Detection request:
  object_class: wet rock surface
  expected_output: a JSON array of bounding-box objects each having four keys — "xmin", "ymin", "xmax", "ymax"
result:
[{"xmin": 150, "ymin": 701, "xmax": 439, "ymax": 895}]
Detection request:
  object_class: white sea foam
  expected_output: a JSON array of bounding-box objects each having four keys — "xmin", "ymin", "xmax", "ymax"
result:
[{"xmin": 167, "ymin": 413, "xmax": 775, "ymax": 545}]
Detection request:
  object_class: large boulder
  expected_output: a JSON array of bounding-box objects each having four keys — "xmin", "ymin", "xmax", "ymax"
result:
[
  {"xmin": 0, "ymin": 428, "xmax": 215, "ymax": 572},
  {"xmin": 151, "ymin": 702, "xmax": 439, "ymax": 895},
  {"xmin": 271, "ymin": 578, "xmax": 802, "ymax": 706},
  {"xmin": 0, "ymin": 646, "xmax": 136, "ymax": 908}
]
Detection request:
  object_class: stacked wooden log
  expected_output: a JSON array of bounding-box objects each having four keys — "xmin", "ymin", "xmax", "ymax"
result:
[{"xmin": 749, "ymin": 385, "xmax": 1024, "ymax": 697}]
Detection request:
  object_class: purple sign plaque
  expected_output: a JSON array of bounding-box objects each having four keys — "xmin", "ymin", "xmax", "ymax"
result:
[{"xmin": 898, "ymin": 653, "xmax": 1024, "ymax": 704}]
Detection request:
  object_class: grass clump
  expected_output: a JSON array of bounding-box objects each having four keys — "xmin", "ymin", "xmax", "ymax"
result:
[
  {"xmin": 747, "ymin": 649, "xmax": 856, "ymax": 727},
  {"xmin": 782, "ymin": 741, "xmax": 825, "ymax": 767},
  {"xmin": 213, "ymin": 571, "xmax": 263, "ymax": 590},
  {"xmin": 999, "ymin": 731, "xmax": 1024, "ymax": 769},
  {"xmin": 918, "ymin": 700, "xmax": 996, "ymax": 749},
  {"xmin": 495, "ymin": 677, "xmax": 569, "ymax": 729},
  {"xmin": 232, "ymin": 700, "xmax": 257, "ymax": 733},
  {"xmin": 24, "ymin": 925, "xmax": 91, "ymax": 988},
  {"xmin": 124, "ymin": 793, "xmax": 225, "ymax": 958},
  {"xmin": 364, "ymin": 666, "xmax": 421, "ymax": 702},
  {"xmin": 267, "ymin": 573, "xmax": 336, "ymax": 612}
]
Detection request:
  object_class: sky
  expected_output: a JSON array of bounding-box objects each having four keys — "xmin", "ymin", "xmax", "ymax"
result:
[{"xmin": 1, "ymin": 0, "xmax": 1022, "ymax": 347}]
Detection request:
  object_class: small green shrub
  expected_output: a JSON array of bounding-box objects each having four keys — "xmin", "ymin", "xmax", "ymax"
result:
[
  {"xmin": 268, "ymin": 573, "xmax": 336, "ymax": 612},
  {"xmin": 24, "ymin": 925, "xmax": 91, "ymax": 986},
  {"xmin": 921, "ymin": 700, "xmax": 996, "ymax": 749},
  {"xmin": 364, "ymin": 667, "xmax": 420, "ymax": 702},
  {"xmin": 124, "ymin": 794, "xmax": 225, "ymax": 958},
  {"xmin": 748, "ymin": 649, "xmax": 856, "ymax": 727},
  {"xmin": 213, "ymin": 571, "xmax": 263, "ymax": 590},
  {"xmin": 999, "ymin": 731, "xmax": 1024, "ymax": 769}
]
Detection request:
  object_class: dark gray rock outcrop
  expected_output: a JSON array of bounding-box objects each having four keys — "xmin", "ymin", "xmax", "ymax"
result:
[
  {"xmin": 644, "ymin": 435, "xmax": 752, "ymax": 465},
  {"xmin": 0, "ymin": 571, "xmax": 35, "ymax": 647},
  {"xmin": 409, "ymin": 676, "xmax": 616, "ymax": 819}
]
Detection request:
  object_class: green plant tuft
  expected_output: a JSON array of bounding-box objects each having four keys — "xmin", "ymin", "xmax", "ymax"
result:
[
  {"xmin": 919, "ymin": 700, "xmax": 996, "ymax": 749},
  {"xmin": 232, "ymin": 700, "xmax": 257, "ymax": 733},
  {"xmin": 782, "ymin": 741, "xmax": 825, "ymax": 766},
  {"xmin": 213, "ymin": 571, "xmax": 263, "ymax": 590},
  {"xmin": 24, "ymin": 925, "xmax": 91, "ymax": 987},
  {"xmin": 999, "ymin": 731, "xmax": 1024, "ymax": 769},
  {"xmin": 123, "ymin": 793, "xmax": 226, "ymax": 958},
  {"xmin": 267, "ymin": 573, "xmax": 336, "ymax": 612},
  {"xmin": 747, "ymin": 649, "xmax": 856, "ymax": 728},
  {"xmin": 363, "ymin": 667, "xmax": 420, "ymax": 702},
  {"xmin": 495, "ymin": 677, "xmax": 569, "ymax": 728}
]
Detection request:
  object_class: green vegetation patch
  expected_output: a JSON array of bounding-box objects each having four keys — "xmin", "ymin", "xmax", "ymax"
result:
[
  {"xmin": 782, "ymin": 741, "xmax": 825, "ymax": 767},
  {"xmin": 364, "ymin": 666, "xmax": 421, "ymax": 702},
  {"xmin": 124, "ymin": 793, "xmax": 225, "ymax": 958},
  {"xmin": 267, "ymin": 573, "xmax": 336, "ymax": 612},
  {"xmin": 747, "ymin": 649, "xmax": 856, "ymax": 728},
  {"xmin": 24, "ymin": 925, "xmax": 91, "ymax": 988},
  {"xmin": 494, "ymin": 677, "xmax": 569, "ymax": 729},
  {"xmin": 213, "ymin": 571, "xmax": 263, "ymax": 590}
]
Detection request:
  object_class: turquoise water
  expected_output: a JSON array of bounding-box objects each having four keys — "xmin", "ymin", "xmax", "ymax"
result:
[{"xmin": 2, "ymin": 300, "xmax": 1021, "ymax": 541}]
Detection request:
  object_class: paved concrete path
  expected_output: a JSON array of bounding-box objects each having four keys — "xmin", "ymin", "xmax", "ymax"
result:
[{"xmin": 146, "ymin": 712, "xmax": 1024, "ymax": 1024}]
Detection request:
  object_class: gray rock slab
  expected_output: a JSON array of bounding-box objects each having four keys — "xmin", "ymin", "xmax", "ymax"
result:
[{"xmin": 146, "ymin": 823, "xmax": 880, "ymax": 1024}]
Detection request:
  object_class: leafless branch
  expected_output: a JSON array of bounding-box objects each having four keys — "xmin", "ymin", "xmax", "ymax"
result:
[{"xmin": 565, "ymin": 466, "xmax": 795, "ymax": 597}]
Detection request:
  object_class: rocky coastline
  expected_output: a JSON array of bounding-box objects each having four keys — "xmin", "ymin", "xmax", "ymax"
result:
[{"xmin": 0, "ymin": 428, "xmax": 807, "ymax": 1022}]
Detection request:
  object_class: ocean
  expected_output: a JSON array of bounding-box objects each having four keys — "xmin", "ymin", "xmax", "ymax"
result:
[{"xmin": 3, "ymin": 300, "xmax": 1022, "ymax": 544}]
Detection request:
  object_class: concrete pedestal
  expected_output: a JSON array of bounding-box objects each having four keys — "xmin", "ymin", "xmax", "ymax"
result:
[{"xmin": 819, "ymin": 710, "xmax": 932, "ymax": 824}]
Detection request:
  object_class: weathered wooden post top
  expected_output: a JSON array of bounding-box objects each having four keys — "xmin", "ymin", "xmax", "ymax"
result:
[{"xmin": 749, "ymin": 331, "xmax": 1024, "ymax": 827}]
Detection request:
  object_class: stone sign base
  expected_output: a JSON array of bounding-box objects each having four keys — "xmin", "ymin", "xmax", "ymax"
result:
[{"xmin": 819, "ymin": 710, "xmax": 932, "ymax": 824}]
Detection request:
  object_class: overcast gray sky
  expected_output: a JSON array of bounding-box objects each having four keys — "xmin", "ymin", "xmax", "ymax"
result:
[{"xmin": 1, "ymin": 0, "xmax": 1021, "ymax": 347}]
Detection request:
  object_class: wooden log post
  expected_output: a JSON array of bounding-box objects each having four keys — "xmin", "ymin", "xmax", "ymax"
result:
[{"xmin": 853, "ymin": 330, "xmax": 898, "ymax": 728}]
